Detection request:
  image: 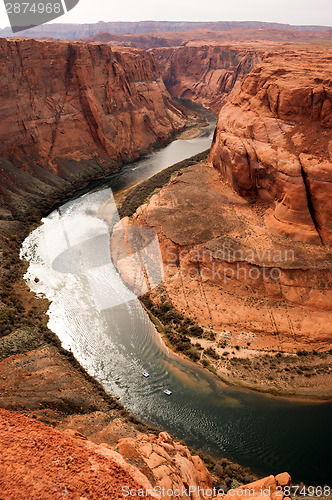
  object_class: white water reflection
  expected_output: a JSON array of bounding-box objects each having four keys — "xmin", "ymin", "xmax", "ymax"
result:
[{"xmin": 20, "ymin": 124, "xmax": 332, "ymax": 485}]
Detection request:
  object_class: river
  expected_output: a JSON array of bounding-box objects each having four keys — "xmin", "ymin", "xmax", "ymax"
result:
[{"xmin": 21, "ymin": 121, "xmax": 332, "ymax": 486}]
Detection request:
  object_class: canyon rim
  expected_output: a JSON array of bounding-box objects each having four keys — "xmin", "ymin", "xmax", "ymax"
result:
[{"xmin": 0, "ymin": 10, "xmax": 331, "ymax": 500}]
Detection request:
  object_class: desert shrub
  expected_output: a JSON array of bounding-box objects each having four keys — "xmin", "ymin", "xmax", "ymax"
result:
[
  {"xmin": 213, "ymin": 464, "xmax": 223, "ymax": 476},
  {"xmin": 0, "ymin": 308, "xmax": 16, "ymax": 326},
  {"xmin": 179, "ymin": 317, "xmax": 193, "ymax": 328},
  {"xmin": 194, "ymin": 343, "xmax": 204, "ymax": 350},
  {"xmin": 141, "ymin": 295, "xmax": 153, "ymax": 309},
  {"xmin": 164, "ymin": 309, "xmax": 182, "ymax": 323},
  {"xmin": 188, "ymin": 324, "xmax": 203, "ymax": 337},
  {"xmin": 204, "ymin": 347, "xmax": 220, "ymax": 360},
  {"xmin": 0, "ymin": 324, "xmax": 12, "ymax": 338},
  {"xmin": 207, "ymin": 330, "xmax": 216, "ymax": 341},
  {"xmin": 186, "ymin": 348, "xmax": 200, "ymax": 362},
  {"xmin": 161, "ymin": 301, "xmax": 172, "ymax": 313}
]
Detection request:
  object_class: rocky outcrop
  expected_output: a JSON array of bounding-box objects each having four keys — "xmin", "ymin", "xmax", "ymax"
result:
[
  {"xmin": 115, "ymin": 431, "xmax": 212, "ymax": 500},
  {"xmin": 222, "ymin": 473, "xmax": 291, "ymax": 500},
  {"xmin": 152, "ymin": 43, "xmax": 262, "ymax": 113},
  {"xmin": 210, "ymin": 48, "xmax": 332, "ymax": 245},
  {"xmin": 0, "ymin": 38, "xmax": 191, "ymax": 230},
  {"xmin": 124, "ymin": 47, "xmax": 332, "ymax": 376},
  {"xmin": 124, "ymin": 161, "xmax": 332, "ymax": 359},
  {"xmin": 0, "ymin": 39, "xmax": 188, "ymax": 161},
  {"xmin": 0, "ymin": 408, "xmax": 154, "ymax": 499},
  {"xmin": 0, "ymin": 408, "xmax": 291, "ymax": 500}
]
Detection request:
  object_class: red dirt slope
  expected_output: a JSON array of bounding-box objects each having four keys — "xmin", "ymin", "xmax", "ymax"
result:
[{"xmin": 0, "ymin": 408, "xmax": 153, "ymax": 499}]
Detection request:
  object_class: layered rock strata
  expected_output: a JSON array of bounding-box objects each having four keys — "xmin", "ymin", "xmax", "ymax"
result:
[
  {"xmin": 152, "ymin": 43, "xmax": 262, "ymax": 113},
  {"xmin": 210, "ymin": 48, "xmax": 332, "ymax": 245},
  {"xmin": 120, "ymin": 48, "xmax": 332, "ymax": 390},
  {"xmin": 0, "ymin": 38, "xmax": 191, "ymax": 231}
]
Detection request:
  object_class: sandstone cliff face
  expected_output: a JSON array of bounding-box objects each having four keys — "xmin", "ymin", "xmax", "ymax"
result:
[
  {"xmin": 210, "ymin": 48, "xmax": 332, "ymax": 245},
  {"xmin": 0, "ymin": 38, "xmax": 190, "ymax": 228},
  {"xmin": 125, "ymin": 48, "xmax": 332, "ymax": 373},
  {"xmin": 152, "ymin": 43, "xmax": 262, "ymax": 113},
  {"xmin": 0, "ymin": 39, "xmax": 187, "ymax": 162},
  {"xmin": 0, "ymin": 408, "xmax": 291, "ymax": 500},
  {"xmin": 124, "ymin": 161, "xmax": 332, "ymax": 362}
]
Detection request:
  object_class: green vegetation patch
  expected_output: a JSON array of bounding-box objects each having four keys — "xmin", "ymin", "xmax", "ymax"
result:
[
  {"xmin": 140, "ymin": 294, "xmax": 203, "ymax": 362},
  {"xmin": 0, "ymin": 327, "xmax": 45, "ymax": 359}
]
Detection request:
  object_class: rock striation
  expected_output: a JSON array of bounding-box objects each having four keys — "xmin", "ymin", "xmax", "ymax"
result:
[
  {"xmin": 0, "ymin": 38, "xmax": 190, "ymax": 230},
  {"xmin": 0, "ymin": 35, "xmax": 327, "ymax": 497},
  {"xmin": 126, "ymin": 46, "xmax": 332, "ymax": 374},
  {"xmin": 0, "ymin": 39, "xmax": 188, "ymax": 162},
  {"xmin": 210, "ymin": 48, "xmax": 332, "ymax": 245},
  {"xmin": 82, "ymin": 29, "xmax": 332, "ymax": 50},
  {"xmin": 1, "ymin": 20, "xmax": 331, "ymax": 39},
  {"xmin": 152, "ymin": 43, "xmax": 262, "ymax": 113}
]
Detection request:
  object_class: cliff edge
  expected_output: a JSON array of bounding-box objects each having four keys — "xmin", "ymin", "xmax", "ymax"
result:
[
  {"xmin": 0, "ymin": 408, "xmax": 291, "ymax": 500},
  {"xmin": 0, "ymin": 38, "xmax": 192, "ymax": 232},
  {"xmin": 124, "ymin": 46, "xmax": 332, "ymax": 396}
]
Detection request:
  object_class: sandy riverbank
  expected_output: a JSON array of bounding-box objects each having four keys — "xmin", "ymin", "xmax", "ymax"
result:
[{"xmin": 140, "ymin": 295, "xmax": 332, "ymax": 402}]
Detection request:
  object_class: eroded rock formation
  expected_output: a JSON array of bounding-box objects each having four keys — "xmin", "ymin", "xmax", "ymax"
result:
[
  {"xmin": 152, "ymin": 43, "xmax": 262, "ymax": 113},
  {"xmin": 0, "ymin": 408, "xmax": 291, "ymax": 500},
  {"xmin": 82, "ymin": 29, "xmax": 332, "ymax": 50},
  {"xmin": 0, "ymin": 39, "xmax": 188, "ymax": 161},
  {"xmin": 123, "ymin": 47, "xmax": 332, "ymax": 392},
  {"xmin": 210, "ymin": 48, "xmax": 332, "ymax": 245},
  {"xmin": 0, "ymin": 34, "xmax": 329, "ymax": 495},
  {"xmin": 1, "ymin": 19, "xmax": 331, "ymax": 40},
  {"xmin": 0, "ymin": 38, "xmax": 191, "ymax": 231}
]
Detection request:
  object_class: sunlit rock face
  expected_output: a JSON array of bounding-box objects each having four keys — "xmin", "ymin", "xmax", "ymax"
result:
[
  {"xmin": 0, "ymin": 38, "xmax": 189, "ymax": 161},
  {"xmin": 152, "ymin": 43, "xmax": 263, "ymax": 114},
  {"xmin": 0, "ymin": 408, "xmax": 292, "ymax": 500}
]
